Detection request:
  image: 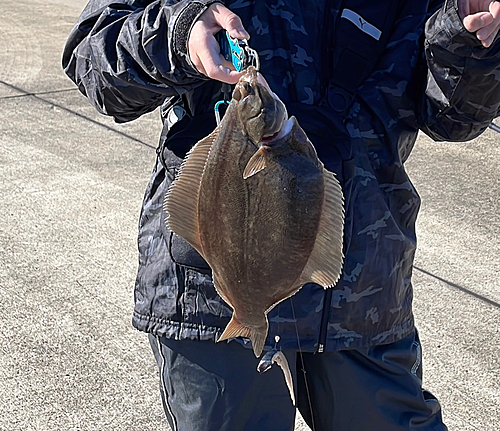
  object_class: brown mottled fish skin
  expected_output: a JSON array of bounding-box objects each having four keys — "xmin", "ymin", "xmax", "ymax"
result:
[{"xmin": 165, "ymin": 67, "xmax": 344, "ymax": 357}]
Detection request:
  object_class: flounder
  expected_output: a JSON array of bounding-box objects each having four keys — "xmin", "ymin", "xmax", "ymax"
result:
[{"xmin": 164, "ymin": 67, "xmax": 344, "ymax": 357}]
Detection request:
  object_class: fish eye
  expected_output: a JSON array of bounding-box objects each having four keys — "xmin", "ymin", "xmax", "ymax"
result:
[
  {"xmin": 233, "ymin": 87, "xmax": 242, "ymax": 101},
  {"xmin": 242, "ymin": 81, "xmax": 253, "ymax": 96}
]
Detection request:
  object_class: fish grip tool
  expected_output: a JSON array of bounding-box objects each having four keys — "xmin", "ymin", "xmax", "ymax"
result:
[
  {"xmin": 218, "ymin": 30, "xmax": 260, "ymax": 73},
  {"xmin": 214, "ymin": 31, "xmax": 260, "ymax": 124}
]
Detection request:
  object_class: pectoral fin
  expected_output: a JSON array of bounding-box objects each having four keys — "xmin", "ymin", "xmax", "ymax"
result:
[{"xmin": 243, "ymin": 147, "xmax": 267, "ymax": 179}]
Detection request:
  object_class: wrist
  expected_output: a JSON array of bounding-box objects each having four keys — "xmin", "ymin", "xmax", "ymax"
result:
[{"xmin": 173, "ymin": 1, "xmax": 223, "ymax": 60}]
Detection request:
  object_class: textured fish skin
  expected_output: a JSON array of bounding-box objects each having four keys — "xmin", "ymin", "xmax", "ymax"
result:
[{"xmin": 165, "ymin": 67, "xmax": 344, "ymax": 357}]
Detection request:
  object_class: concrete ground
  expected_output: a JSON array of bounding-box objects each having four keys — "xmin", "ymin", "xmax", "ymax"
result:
[{"xmin": 0, "ymin": 1, "xmax": 498, "ymax": 430}]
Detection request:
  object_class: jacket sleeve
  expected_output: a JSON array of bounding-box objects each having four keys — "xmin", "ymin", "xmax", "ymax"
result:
[
  {"xmin": 419, "ymin": 0, "xmax": 500, "ymax": 141},
  {"xmin": 62, "ymin": 0, "xmax": 221, "ymax": 123}
]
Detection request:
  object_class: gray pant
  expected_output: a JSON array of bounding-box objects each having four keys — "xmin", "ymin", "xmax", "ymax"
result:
[{"xmin": 149, "ymin": 330, "xmax": 447, "ymax": 431}]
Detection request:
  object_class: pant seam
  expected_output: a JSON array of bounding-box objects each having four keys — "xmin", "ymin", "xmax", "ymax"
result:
[{"xmin": 156, "ymin": 335, "xmax": 178, "ymax": 431}]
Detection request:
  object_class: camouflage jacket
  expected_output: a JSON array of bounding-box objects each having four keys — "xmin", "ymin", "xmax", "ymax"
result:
[{"xmin": 63, "ymin": 0, "xmax": 500, "ymax": 352}]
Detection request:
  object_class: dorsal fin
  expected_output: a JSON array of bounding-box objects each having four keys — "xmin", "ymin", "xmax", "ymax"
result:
[
  {"xmin": 298, "ymin": 168, "xmax": 345, "ymax": 288},
  {"xmin": 164, "ymin": 127, "xmax": 220, "ymax": 252}
]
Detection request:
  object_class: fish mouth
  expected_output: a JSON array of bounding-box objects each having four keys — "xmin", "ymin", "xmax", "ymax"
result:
[{"xmin": 260, "ymin": 115, "xmax": 293, "ymax": 144}]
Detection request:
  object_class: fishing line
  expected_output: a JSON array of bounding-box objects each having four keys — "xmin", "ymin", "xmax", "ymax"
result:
[{"xmin": 290, "ymin": 298, "xmax": 316, "ymax": 431}]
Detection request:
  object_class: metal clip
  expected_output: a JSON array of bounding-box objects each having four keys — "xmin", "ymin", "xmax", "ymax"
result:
[
  {"xmin": 214, "ymin": 100, "xmax": 229, "ymax": 125},
  {"xmin": 244, "ymin": 45, "xmax": 260, "ymax": 71},
  {"xmin": 214, "ymin": 82, "xmax": 232, "ymax": 125}
]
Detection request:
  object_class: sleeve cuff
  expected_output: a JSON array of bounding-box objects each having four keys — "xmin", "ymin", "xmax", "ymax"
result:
[
  {"xmin": 173, "ymin": 0, "xmax": 223, "ymax": 70},
  {"xmin": 427, "ymin": 0, "xmax": 499, "ymax": 52}
]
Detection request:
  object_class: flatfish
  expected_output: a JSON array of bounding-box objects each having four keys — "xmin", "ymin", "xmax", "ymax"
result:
[{"xmin": 164, "ymin": 66, "xmax": 344, "ymax": 357}]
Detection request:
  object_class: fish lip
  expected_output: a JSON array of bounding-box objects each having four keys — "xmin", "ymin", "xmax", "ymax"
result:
[{"xmin": 260, "ymin": 116, "xmax": 292, "ymax": 144}]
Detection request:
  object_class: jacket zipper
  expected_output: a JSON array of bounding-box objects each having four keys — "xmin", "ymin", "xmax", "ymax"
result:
[
  {"xmin": 320, "ymin": 0, "xmax": 349, "ymax": 99},
  {"xmin": 317, "ymin": 287, "xmax": 333, "ymax": 353},
  {"xmin": 317, "ymin": 0, "xmax": 347, "ymax": 353}
]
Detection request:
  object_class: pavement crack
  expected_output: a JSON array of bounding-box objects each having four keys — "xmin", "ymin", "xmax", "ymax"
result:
[
  {"xmin": 414, "ymin": 266, "xmax": 500, "ymax": 309},
  {"xmin": 0, "ymin": 84, "xmax": 78, "ymax": 100},
  {"xmin": 0, "ymin": 79, "xmax": 156, "ymax": 150}
]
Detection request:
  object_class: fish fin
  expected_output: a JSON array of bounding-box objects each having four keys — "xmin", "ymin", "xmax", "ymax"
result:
[
  {"xmin": 164, "ymin": 128, "xmax": 219, "ymax": 252},
  {"xmin": 217, "ymin": 315, "xmax": 268, "ymax": 358},
  {"xmin": 299, "ymin": 169, "xmax": 345, "ymax": 288},
  {"xmin": 272, "ymin": 351, "xmax": 296, "ymax": 406},
  {"xmin": 243, "ymin": 147, "xmax": 267, "ymax": 179},
  {"xmin": 249, "ymin": 325, "xmax": 268, "ymax": 358},
  {"xmin": 217, "ymin": 315, "xmax": 252, "ymax": 343}
]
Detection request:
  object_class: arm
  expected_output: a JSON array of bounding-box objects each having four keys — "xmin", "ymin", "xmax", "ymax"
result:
[
  {"xmin": 62, "ymin": 0, "xmax": 229, "ymax": 122},
  {"xmin": 419, "ymin": 0, "xmax": 500, "ymax": 141}
]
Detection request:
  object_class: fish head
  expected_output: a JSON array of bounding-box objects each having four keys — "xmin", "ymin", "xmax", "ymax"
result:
[{"xmin": 232, "ymin": 66, "xmax": 288, "ymax": 145}]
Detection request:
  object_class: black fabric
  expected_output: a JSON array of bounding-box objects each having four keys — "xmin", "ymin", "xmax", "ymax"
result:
[
  {"xmin": 149, "ymin": 335, "xmax": 296, "ymax": 431},
  {"xmin": 149, "ymin": 330, "xmax": 447, "ymax": 431},
  {"xmin": 325, "ymin": 0, "xmax": 402, "ymax": 111}
]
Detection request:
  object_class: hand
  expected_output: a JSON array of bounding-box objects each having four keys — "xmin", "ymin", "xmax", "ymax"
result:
[
  {"xmin": 188, "ymin": 3, "xmax": 250, "ymax": 84},
  {"xmin": 458, "ymin": 0, "xmax": 500, "ymax": 47}
]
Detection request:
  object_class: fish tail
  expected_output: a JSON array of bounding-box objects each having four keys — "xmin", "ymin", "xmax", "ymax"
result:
[
  {"xmin": 217, "ymin": 315, "xmax": 268, "ymax": 357},
  {"xmin": 249, "ymin": 326, "xmax": 268, "ymax": 358}
]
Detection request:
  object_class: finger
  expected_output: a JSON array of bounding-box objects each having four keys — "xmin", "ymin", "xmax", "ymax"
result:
[
  {"xmin": 477, "ymin": 19, "xmax": 498, "ymax": 41},
  {"xmin": 212, "ymin": 4, "xmax": 250, "ymax": 39},
  {"xmin": 472, "ymin": 2, "xmax": 500, "ymax": 46},
  {"xmin": 479, "ymin": 21, "xmax": 500, "ymax": 46},
  {"xmin": 220, "ymin": 56, "xmax": 237, "ymax": 72},
  {"xmin": 198, "ymin": 43, "xmax": 243, "ymax": 83},
  {"xmin": 463, "ymin": 11, "xmax": 494, "ymax": 32},
  {"xmin": 204, "ymin": 63, "xmax": 243, "ymax": 84},
  {"xmin": 203, "ymin": 59, "xmax": 244, "ymax": 84},
  {"xmin": 224, "ymin": 14, "xmax": 250, "ymax": 40}
]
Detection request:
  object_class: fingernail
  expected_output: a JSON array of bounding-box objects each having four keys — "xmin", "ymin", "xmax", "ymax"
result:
[{"xmin": 238, "ymin": 29, "xmax": 250, "ymax": 39}]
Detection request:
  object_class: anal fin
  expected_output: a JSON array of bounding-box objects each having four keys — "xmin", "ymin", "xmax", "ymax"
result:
[{"xmin": 299, "ymin": 168, "xmax": 345, "ymax": 288}]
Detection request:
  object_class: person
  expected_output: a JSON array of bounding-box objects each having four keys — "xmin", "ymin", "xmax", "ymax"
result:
[{"xmin": 62, "ymin": 1, "xmax": 500, "ymax": 430}]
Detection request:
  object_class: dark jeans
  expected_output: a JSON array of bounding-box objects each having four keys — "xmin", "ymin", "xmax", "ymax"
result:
[{"xmin": 149, "ymin": 330, "xmax": 447, "ymax": 431}]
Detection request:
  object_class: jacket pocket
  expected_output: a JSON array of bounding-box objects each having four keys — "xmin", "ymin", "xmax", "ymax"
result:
[
  {"xmin": 169, "ymin": 232, "xmax": 211, "ymax": 274},
  {"xmin": 161, "ymin": 150, "xmax": 211, "ymax": 274},
  {"xmin": 160, "ymin": 110, "xmax": 215, "ymax": 274}
]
